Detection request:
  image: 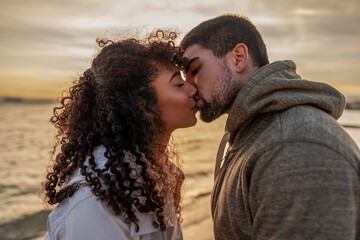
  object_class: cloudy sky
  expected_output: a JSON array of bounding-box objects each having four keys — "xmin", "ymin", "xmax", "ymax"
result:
[{"xmin": 0, "ymin": 0, "xmax": 359, "ymax": 98}]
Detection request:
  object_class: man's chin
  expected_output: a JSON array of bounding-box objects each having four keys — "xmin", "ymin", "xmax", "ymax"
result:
[
  {"xmin": 200, "ymin": 115, "xmax": 214, "ymax": 123},
  {"xmin": 199, "ymin": 108, "xmax": 222, "ymax": 123}
]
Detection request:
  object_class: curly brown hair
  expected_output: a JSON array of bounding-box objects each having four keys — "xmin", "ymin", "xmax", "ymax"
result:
[{"xmin": 43, "ymin": 30, "xmax": 185, "ymax": 231}]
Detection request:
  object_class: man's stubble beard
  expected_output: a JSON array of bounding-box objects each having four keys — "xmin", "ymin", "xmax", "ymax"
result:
[{"xmin": 199, "ymin": 62, "xmax": 241, "ymax": 123}]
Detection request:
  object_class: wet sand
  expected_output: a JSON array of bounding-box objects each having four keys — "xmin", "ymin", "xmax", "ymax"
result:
[{"xmin": 0, "ymin": 102, "xmax": 359, "ymax": 240}]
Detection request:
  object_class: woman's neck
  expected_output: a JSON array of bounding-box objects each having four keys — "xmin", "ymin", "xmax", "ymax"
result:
[{"xmin": 155, "ymin": 132, "xmax": 171, "ymax": 159}]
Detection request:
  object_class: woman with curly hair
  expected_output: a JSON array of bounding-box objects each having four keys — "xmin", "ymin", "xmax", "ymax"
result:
[{"xmin": 43, "ymin": 30, "xmax": 197, "ymax": 240}]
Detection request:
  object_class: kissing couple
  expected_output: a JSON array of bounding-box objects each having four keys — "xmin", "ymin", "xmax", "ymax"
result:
[{"xmin": 44, "ymin": 14, "xmax": 360, "ymax": 240}]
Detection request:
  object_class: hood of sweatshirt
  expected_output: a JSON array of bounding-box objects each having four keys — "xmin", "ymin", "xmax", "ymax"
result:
[{"xmin": 225, "ymin": 60, "xmax": 346, "ymax": 139}]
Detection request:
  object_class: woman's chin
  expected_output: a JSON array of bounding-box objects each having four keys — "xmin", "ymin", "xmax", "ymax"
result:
[
  {"xmin": 176, "ymin": 117, "xmax": 198, "ymax": 130},
  {"xmin": 187, "ymin": 116, "xmax": 198, "ymax": 128},
  {"xmin": 190, "ymin": 118, "xmax": 198, "ymax": 127}
]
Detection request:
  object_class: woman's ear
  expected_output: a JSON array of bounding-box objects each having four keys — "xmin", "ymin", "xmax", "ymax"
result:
[{"xmin": 231, "ymin": 43, "xmax": 248, "ymax": 73}]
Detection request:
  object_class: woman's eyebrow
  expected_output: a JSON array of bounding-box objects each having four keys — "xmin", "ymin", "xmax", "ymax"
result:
[
  {"xmin": 169, "ymin": 71, "xmax": 181, "ymax": 83},
  {"xmin": 184, "ymin": 57, "xmax": 200, "ymax": 72}
]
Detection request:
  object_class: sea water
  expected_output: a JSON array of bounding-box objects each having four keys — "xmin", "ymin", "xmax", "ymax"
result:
[{"xmin": 0, "ymin": 102, "xmax": 359, "ymax": 239}]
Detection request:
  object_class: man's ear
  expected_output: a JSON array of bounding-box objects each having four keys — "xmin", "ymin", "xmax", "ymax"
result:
[{"xmin": 231, "ymin": 43, "xmax": 248, "ymax": 73}]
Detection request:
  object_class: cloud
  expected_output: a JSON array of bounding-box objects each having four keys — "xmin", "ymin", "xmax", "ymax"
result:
[{"xmin": 0, "ymin": 0, "xmax": 359, "ymax": 98}]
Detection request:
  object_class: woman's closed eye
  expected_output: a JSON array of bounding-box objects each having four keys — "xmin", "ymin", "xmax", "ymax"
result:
[
  {"xmin": 170, "ymin": 71, "xmax": 184, "ymax": 87},
  {"xmin": 175, "ymin": 77, "xmax": 185, "ymax": 87}
]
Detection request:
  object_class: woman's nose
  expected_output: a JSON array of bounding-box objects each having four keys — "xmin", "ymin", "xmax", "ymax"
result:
[{"xmin": 186, "ymin": 82, "xmax": 197, "ymax": 98}]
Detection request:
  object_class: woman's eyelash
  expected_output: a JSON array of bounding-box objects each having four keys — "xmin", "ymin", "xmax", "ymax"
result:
[{"xmin": 176, "ymin": 83, "xmax": 184, "ymax": 87}]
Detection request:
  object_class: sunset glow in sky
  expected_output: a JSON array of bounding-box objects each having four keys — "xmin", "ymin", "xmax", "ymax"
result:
[{"xmin": 0, "ymin": 0, "xmax": 359, "ymax": 98}]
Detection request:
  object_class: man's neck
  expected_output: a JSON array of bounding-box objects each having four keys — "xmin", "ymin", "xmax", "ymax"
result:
[{"xmin": 225, "ymin": 64, "xmax": 260, "ymax": 115}]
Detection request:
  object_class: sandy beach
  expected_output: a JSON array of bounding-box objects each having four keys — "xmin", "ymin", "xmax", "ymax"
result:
[{"xmin": 0, "ymin": 102, "xmax": 359, "ymax": 240}]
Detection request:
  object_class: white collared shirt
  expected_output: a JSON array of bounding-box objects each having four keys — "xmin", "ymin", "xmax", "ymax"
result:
[
  {"xmin": 45, "ymin": 186, "xmax": 182, "ymax": 240},
  {"xmin": 45, "ymin": 146, "xmax": 182, "ymax": 240}
]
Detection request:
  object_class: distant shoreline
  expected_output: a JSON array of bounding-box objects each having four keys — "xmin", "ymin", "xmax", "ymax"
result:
[
  {"xmin": 0, "ymin": 96, "xmax": 56, "ymax": 104},
  {"xmin": 1, "ymin": 96, "xmax": 360, "ymax": 110}
]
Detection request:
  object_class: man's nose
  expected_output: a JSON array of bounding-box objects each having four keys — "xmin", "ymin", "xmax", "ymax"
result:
[{"xmin": 185, "ymin": 72, "xmax": 196, "ymax": 86}]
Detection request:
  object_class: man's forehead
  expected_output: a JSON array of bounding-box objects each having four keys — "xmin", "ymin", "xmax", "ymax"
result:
[{"xmin": 183, "ymin": 44, "xmax": 206, "ymax": 59}]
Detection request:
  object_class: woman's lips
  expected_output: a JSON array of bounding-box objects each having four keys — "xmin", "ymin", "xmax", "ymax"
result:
[{"xmin": 191, "ymin": 101, "xmax": 199, "ymax": 112}]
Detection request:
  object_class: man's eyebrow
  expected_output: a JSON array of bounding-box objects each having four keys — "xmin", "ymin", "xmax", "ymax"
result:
[
  {"xmin": 184, "ymin": 57, "xmax": 200, "ymax": 72},
  {"xmin": 169, "ymin": 71, "xmax": 181, "ymax": 83}
]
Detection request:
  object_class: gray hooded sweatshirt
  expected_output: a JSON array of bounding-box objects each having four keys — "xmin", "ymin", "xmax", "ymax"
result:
[{"xmin": 211, "ymin": 60, "xmax": 359, "ymax": 240}]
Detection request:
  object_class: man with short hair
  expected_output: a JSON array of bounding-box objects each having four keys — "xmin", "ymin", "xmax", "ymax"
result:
[{"xmin": 181, "ymin": 14, "xmax": 359, "ymax": 240}]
